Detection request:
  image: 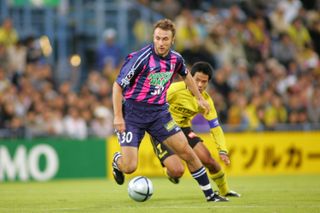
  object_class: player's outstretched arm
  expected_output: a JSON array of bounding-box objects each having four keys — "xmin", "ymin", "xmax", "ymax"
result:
[
  {"xmin": 183, "ymin": 72, "xmax": 210, "ymax": 114},
  {"xmin": 210, "ymin": 126, "xmax": 230, "ymax": 165}
]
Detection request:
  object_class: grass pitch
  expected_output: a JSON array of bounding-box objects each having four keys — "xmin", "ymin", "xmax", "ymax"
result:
[{"xmin": 1, "ymin": 175, "xmax": 319, "ymax": 213}]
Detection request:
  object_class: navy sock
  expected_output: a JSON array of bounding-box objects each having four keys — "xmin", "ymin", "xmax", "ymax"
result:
[{"xmin": 191, "ymin": 166, "xmax": 214, "ymax": 200}]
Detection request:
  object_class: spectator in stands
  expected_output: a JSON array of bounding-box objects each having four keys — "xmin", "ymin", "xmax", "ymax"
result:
[
  {"xmin": 0, "ymin": 101, "xmax": 15, "ymax": 128},
  {"xmin": 220, "ymin": 32, "xmax": 247, "ymax": 68},
  {"xmin": 204, "ymin": 22, "xmax": 227, "ymax": 68},
  {"xmin": 86, "ymin": 71, "xmax": 103, "ymax": 95},
  {"xmin": 296, "ymin": 43, "xmax": 319, "ymax": 71},
  {"xmin": 246, "ymin": 16, "xmax": 271, "ymax": 61},
  {"xmin": 269, "ymin": 4, "xmax": 290, "ymax": 37},
  {"xmin": 9, "ymin": 116, "xmax": 25, "ymax": 138},
  {"xmin": 133, "ymin": 17, "xmax": 153, "ymax": 49},
  {"xmin": 272, "ymin": 33, "xmax": 297, "ymax": 67},
  {"xmin": 42, "ymin": 81, "xmax": 57, "ymax": 101},
  {"xmin": 96, "ymin": 28, "xmax": 123, "ymax": 73},
  {"xmin": 63, "ymin": 107, "xmax": 88, "ymax": 140},
  {"xmin": 25, "ymin": 110, "xmax": 47, "ymax": 137},
  {"xmin": 287, "ymin": 17, "xmax": 311, "ymax": 51},
  {"xmin": 226, "ymin": 93, "xmax": 249, "ymax": 131},
  {"xmin": 227, "ymin": 4, "xmax": 247, "ymax": 24},
  {"xmin": 81, "ymin": 108, "xmax": 93, "ymax": 130},
  {"xmin": 277, "ymin": 0, "xmax": 302, "ymax": 25},
  {"xmin": 212, "ymin": 64, "xmax": 232, "ymax": 96},
  {"xmin": 96, "ymin": 78, "xmax": 112, "ymax": 100},
  {"xmin": 286, "ymin": 91, "xmax": 308, "ymax": 124},
  {"xmin": 25, "ymin": 36, "xmax": 43, "ymax": 65},
  {"xmin": 90, "ymin": 106, "xmax": 113, "ymax": 138},
  {"xmin": 7, "ymin": 39, "xmax": 27, "ymax": 84},
  {"xmin": 58, "ymin": 81, "xmax": 73, "ymax": 97},
  {"xmin": 46, "ymin": 109, "xmax": 64, "ymax": 136},
  {"xmin": 0, "ymin": 18, "xmax": 18, "ymax": 47},
  {"xmin": 202, "ymin": 5, "xmax": 222, "ymax": 31},
  {"xmin": 245, "ymin": 95, "xmax": 264, "ymax": 131},
  {"xmin": 264, "ymin": 94, "xmax": 288, "ymax": 130},
  {"xmin": 174, "ymin": 9, "xmax": 201, "ymax": 52},
  {"xmin": 228, "ymin": 60, "xmax": 251, "ymax": 92}
]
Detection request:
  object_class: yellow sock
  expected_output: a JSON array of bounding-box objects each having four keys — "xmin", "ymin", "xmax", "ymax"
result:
[{"xmin": 210, "ymin": 170, "xmax": 229, "ymax": 196}]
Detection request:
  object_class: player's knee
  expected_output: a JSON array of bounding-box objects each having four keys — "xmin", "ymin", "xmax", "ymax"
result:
[
  {"xmin": 202, "ymin": 158, "xmax": 221, "ymax": 173},
  {"xmin": 169, "ymin": 165, "xmax": 184, "ymax": 178},
  {"xmin": 122, "ymin": 163, "xmax": 137, "ymax": 174},
  {"xmin": 178, "ymin": 142, "xmax": 193, "ymax": 155},
  {"xmin": 201, "ymin": 156, "xmax": 214, "ymax": 167}
]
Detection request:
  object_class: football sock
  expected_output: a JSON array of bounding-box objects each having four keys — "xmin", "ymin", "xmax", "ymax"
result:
[
  {"xmin": 211, "ymin": 170, "xmax": 229, "ymax": 195},
  {"xmin": 191, "ymin": 166, "xmax": 214, "ymax": 200}
]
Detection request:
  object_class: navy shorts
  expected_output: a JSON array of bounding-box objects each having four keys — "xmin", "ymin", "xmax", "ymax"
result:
[
  {"xmin": 116, "ymin": 100, "xmax": 181, "ymax": 148},
  {"xmin": 150, "ymin": 127, "xmax": 202, "ymax": 166}
]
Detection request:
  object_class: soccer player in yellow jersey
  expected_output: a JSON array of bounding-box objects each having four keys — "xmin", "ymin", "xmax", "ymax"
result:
[{"xmin": 151, "ymin": 61, "xmax": 240, "ymax": 197}]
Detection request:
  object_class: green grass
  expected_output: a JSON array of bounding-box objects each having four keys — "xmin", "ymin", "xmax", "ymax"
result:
[{"xmin": 1, "ymin": 175, "xmax": 320, "ymax": 213}]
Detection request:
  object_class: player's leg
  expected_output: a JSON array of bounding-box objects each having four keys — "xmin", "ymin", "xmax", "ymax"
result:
[
  {"xmin": 193, "ymin": 142, "xmax": 240, "ymax": 197},
  {"xmin": 112, "ymin": 100, "xmax": 147, "ymax": 185},
  {"xmin": 150, "ymin": 136, "xmax": 184, "ymax": 183},
  {"xmin": 163, "ymin": 155, "xmax": 184, "ymax": 183},
  {"xmin": 163, "ymin": 132, "xmax": 227, "ymax": 201},
  {"xmin": 148, "ymin": 110, "xmax": 227, "ymax": 202},
  {"xmin": 112, "ymin": 124, "xmax": 145, "ymax": 185},
  {"xmin": 115, "ymin": 146, "xmax": 138, "ymax": 174}
]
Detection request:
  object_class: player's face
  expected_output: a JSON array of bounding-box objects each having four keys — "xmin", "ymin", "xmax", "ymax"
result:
[
  {"xmin": 153, "ymin": 28, "xmax": 174, "ymax": 57},
  {"xmin": 193, "ymin": 72, "xmax": 209, "ymax": 93}
]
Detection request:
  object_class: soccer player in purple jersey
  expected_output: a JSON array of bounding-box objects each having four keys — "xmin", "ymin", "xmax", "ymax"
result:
[{"xmin": 112, "ymin": 19, "xmax": 228, "ymax": 202}]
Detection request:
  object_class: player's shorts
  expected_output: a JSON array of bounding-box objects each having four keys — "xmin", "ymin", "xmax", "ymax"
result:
[
  {"xmin": 116, "ymin": 99, "xmax": 181, "ymax": 148},
  {"xmin": 150, "ymin": 127, "xmax": 203, "ymax": 166}
]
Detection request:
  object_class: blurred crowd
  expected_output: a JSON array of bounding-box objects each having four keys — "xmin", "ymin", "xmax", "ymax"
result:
[
  {"xmin": 0, "ymin": 0, "xmax": 320, "ymax": 140},
  {"xmin": 0, "ymin": 18, "xmax": 114, "ymax": 139},
  {"xmin": 136, "ymin": 0, "xmax": 320, "ymax": 131}
]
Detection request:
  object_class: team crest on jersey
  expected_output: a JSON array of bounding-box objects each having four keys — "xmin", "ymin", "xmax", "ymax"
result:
[{"xmin": 170, "ymin": 63, "xmax": 176, "ymax": 71}]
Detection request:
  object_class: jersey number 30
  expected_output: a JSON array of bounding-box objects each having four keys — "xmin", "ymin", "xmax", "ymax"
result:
[{"xmin": 117, "ymin": 131, "xmax": 133, "ymax": 144}]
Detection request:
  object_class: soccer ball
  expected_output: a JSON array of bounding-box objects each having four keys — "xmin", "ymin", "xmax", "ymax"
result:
[{"xmin": 128, "ymin": 176, "xmax": 153, "ymax": 202}]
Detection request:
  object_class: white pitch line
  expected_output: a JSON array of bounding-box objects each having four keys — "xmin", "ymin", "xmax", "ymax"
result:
[{"xmin": 107, "ymin": 204, "xmax": 320, "ymax": 209}]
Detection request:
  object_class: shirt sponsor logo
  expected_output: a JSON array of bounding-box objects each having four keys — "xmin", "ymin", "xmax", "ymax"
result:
[
  {"xmin": 148, "ymin": 72, "xmax": 173, "ymax": 87},
  {"xmin": 165, "ymin": 120, "xmax": 178, "ymax": 131}
]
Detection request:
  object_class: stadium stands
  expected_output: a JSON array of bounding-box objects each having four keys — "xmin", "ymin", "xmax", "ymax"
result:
[{"xmin": 0, "ymin": 0, "xmax": 319, "ymax": 139}]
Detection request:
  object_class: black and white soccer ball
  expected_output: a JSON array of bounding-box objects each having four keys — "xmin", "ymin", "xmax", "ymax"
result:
[{"xmin": 128, "ymin": 176, "xmax": 153, "ymax": 202}]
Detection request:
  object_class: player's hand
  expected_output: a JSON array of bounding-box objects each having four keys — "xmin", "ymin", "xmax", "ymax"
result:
[
  {"xmin": 198, "ymin": 98, "xmax": 210, "ymax": 114},
  {"xmin": 114, "ymin": 116, "xmax": 126, "ymax": 133},
  {"xmin": 219, "ymin": 153, "xmax": 230, "ymax": 166}
]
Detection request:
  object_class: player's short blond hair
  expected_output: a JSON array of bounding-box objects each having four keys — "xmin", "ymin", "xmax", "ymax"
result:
[{"xmin": 153, "ymin": 19, "xmax": 176, "ymax": 38}]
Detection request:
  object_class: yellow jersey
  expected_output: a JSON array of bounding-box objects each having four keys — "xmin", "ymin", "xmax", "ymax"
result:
[
  {"xmin": 168, "ymin": 81, "xmax": 217, "ymax": 127},
  {"xmin": 167, "ymin": 81, "xmax": 228, "ymax": 153}
]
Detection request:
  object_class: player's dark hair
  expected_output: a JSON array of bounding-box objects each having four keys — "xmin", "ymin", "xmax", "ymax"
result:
[
  {"xmin": 191, "ymin": 61, "xmax": 213, "ymax": 80},
  {"xmin": 153, "ymin": 18, "xmax": 176, "ymax": 38}
]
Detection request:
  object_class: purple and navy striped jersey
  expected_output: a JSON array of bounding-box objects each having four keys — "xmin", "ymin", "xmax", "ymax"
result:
[{"xmin": 116, "ymin": 44, "xmax": 188, "ymax": 105}]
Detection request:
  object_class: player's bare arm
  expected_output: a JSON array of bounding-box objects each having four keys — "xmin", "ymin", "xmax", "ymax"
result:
[
  {"xmin": 183, "ymin": 72, "xmax": 210, "ymax": 114},
  {"xmin": 112, "ymin": 82, "xmax": 125, "ymax": 133}
]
